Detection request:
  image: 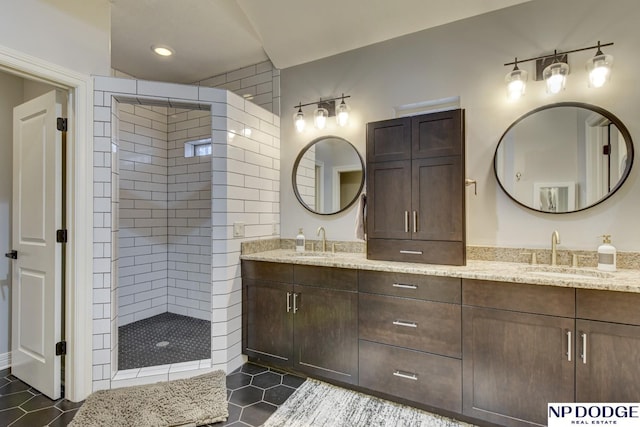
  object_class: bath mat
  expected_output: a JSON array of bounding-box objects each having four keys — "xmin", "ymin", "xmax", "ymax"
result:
[
  {"xmin": 263, "ymin": 378, "xmax": 475, "ymax": 427},
  {"xmin": 68, "ymin": 370, "xmax": 228, "ymax": 427}
]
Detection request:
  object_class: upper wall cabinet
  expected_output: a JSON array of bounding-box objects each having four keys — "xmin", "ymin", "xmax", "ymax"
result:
[
  {"xmin": 494, "ymin": 102, "xmax": 634, "ymax": 213},
  {"xmin": 366, "ymin": 109, "xmax": 466, "ymax": 266}
]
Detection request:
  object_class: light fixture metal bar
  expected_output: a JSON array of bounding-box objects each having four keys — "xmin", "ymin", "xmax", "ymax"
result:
[
  {"xmin": 293, "ymin": 95, "xmax": 351, "ymax": 109},
  {"xmin": 504, "ymin": 42, "xmax": 613, "ymax": 67}
]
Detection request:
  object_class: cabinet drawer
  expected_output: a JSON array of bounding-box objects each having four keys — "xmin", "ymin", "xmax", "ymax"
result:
[
  {"xmin": 367, "ymin": 238, "xmax": 465, "ymax": 266},
  {"xmin": 462, "ymin": 279, "xmax": 575, "ymax": 318},
  {"xmin": 359, "ymin": 293, "xmax": 461, "ymax": 358},
  {"xmin": 359, "ymin": 340, "xmax": 461, "ymax": 413},
  {"xmin": 241, "ymin": 260, "xmax": 293, "ymax": 283},
  {"xmin": 359, "ymin": 270, "xmax": 460, "ymax": 303},
  {"xmin": 293, "ymin": 265, "xmax": 357, "ymax": 291},
  {"xmin": 577, "ymin": 289, "xmax": 640, "ymax": 325}
]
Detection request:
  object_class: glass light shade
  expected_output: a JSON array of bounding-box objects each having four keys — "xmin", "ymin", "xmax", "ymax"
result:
[
  {"xmin": 314, "ymin": 107, "xmax": 329, "ymax": 129},
  {"xmin": 586, "ymin": 53, "xmax": 613, "ymax": 88},
  {"xmin": 294, "ymin": 109, "xmax": 305, "ymax": 133},
  {"xmin": 336, "ymin": 100, "xmax": 349, "ymax": 126},
  {"xmin": 505, "ymin": 67, "xmax": 528, "ymax": 100},
  {"xmin": 543, "ymin": 61, "xmax": 570, "ymax": 94}
]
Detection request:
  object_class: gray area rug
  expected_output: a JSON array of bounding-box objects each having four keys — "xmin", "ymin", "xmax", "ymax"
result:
[
  {"xmin": 263, "ymin": 379, "xmax": 475, "ymax": 427},
  {"xmin": 68, "ymin": 371, "xmax": 228, "ymax": 427}
]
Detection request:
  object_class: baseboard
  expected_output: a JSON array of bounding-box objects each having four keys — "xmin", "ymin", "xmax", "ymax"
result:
[{"xmin": 0, "ymin": 351, "xmax": 11, "ymax": 370}]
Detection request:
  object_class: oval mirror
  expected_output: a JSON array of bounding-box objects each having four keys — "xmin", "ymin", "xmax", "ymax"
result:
[
  {"xmin": 494, "ymin": 102, "xmax": 634, "ymax": 213},
  {"xmin": 293, "ymin": 136, "xmax": 365, "ymax": 215}
]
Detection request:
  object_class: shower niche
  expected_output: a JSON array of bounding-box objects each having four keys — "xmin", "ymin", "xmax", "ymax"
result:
[{"xmin": 114, "ymin": 100, "xmax": 212, "ymax": 370}]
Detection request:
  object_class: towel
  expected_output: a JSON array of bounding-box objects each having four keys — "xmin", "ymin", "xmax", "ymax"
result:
[{"xmin": 355, "ymin": 193, "xmax": 367, "ymax": 240}]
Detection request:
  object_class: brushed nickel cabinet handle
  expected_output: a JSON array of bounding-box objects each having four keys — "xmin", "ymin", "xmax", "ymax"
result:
[
  {"xmin": 581, "ymin": 332, "xmax": 587, "ymax": 364},
  {"xmin": 286, "ymin": 292, "xmax": 292, "ymax": 313},
  {"xmin": 399, "ymin": 250, "xmax": 423, "ymax": 255},
  {"xmin": 413, "ymin": 211, "xmax": 417, "ymax": 233},
  {"xmin": 404, "ymin": 211, "xmax": 409, "ymax": 233},
  {"xmin": 392, "ymin": 283, "xmax": 417, "ymax": 290},
  {"xmin": 566, "ymin": 330, "xmax": 572, "ymax": 362},
  {"xmin": 393, "ymin": 370, "xmax": 418, "ymax": 381},
  {"xmin": 393, "ymin": 320, "xmax": 418, "ymax": 328},
  {"xmin": 293, "ymin": 293, "xmax": 299, "ymax": 314}
]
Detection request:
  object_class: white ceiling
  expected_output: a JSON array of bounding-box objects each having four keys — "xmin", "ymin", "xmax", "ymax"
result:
[{"xmin": 111, "ymin": 0, "xmax": 533, "ymax": 83}]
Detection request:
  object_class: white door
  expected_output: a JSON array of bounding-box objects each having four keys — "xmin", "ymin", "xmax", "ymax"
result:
[{"xmin": 10, "ymin": 90, "xmax": 64, "ymax": 400}]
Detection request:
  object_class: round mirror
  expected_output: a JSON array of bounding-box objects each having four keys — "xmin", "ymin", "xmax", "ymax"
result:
[
  {"xmin": 494, "ymin": 102, "xmax": 634, "ymax": 213},
  {"xmin": 293, "ymin": 136, "xmax": 365, "ymax": 215}
]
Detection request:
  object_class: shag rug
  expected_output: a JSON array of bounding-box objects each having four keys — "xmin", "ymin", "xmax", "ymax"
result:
[
  {"xmin": 68, "ymin": 370, "xmax": 228, "ymax": 427},
  {"xmin": 263, "ymin": 379, "xmax": 475, "ymax": 427}
]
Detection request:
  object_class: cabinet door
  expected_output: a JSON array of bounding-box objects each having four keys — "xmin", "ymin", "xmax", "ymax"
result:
[
  {"xmin": 576, "ymin": 319, "xmax": 640, "ymax": 402},
  {"xmin": 243, "ymin": 278, "xmax": 293, "ymax": 366},
  {"xmin": 366, "ymin": 117, "xmax": 411, "ymax": 163},
  {"xmin": 412, "ymin": 109, "xmax": 463, "ymax": 159},
  {"xmin": 293, "ymin": 285, "xmax": 358, "ymax": 385},
  {"xmin": 412, "ymin": 156, "xmax": 463, "ymax": 242},
  {"xmin": 463, "ymin": 307, "xmax": 574, "ymax": 427},
  {"xmin": 367, "ymin": 160, "xmax": 411, "ymax": 239}
]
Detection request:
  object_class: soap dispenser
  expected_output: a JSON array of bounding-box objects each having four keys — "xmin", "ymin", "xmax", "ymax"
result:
[
  {"xmin": 597, "ymin": 235, "xmax": 616, "ymax": 272},
  {"xmin": 295, "ymin": 228, "xmax": 306, "ymax": 253}
]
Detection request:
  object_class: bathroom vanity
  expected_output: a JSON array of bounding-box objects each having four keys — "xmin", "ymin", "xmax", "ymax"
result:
[{"xmin": 241, "ymin": 250, "xmax": 640, "ymax": 427}]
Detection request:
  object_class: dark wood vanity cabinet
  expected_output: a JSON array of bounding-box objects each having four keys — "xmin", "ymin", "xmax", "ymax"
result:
[
  {"xmin": 575, "ymin": 290, "xmax": 640, "ymax": 403},
  {"xmin": 462, "ymin": 279, "xmax": 576, "ymax": 427},
  {"xmin": 242, "ymin": 261, "xmax": 359, "ymax": 385},
  {"xmin": 366, "ymin": 110, "xmax": 465, "ymax": 266},
  {"xmin": 358, "ymin": 271, "xmax": 463, "ymax": 413}
]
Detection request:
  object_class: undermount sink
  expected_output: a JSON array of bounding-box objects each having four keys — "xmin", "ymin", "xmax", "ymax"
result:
[{"xmin": 522, "ymin": 265, "xmax": 613, "ymax": 280}]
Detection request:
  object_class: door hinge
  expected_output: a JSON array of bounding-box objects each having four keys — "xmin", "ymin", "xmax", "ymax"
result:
[
  {"xmin": 55, "ymin": 341, "xmax": 67, "ymax": 356},
  {"xmin": 57, "ymin": 117, "xmax": 68, "ymax": 132},
  {"xmin": 56, "ymin": 229, "xmax": 68, "ymax": 243}
]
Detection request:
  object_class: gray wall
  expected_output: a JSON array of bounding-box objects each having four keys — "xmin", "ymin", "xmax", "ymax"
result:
[{"xmin": 280, "ymin": 0, "xmax": 640, "ymax": 251}]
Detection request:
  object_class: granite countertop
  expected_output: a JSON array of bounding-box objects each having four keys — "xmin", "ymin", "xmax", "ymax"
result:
[{"xmin": 240, "ymin": 249, "xmax": 640, "ymax": 293}]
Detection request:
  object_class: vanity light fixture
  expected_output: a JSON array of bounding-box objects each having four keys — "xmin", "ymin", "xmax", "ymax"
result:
[
  {"xmin": 586, "ymin": 41, "xmax": 614, "ymax": 88},
  {"xmin": 503, "ymin": 41, "xmax": 614, "ymax": 99},
  {"xmin": 543, "ymin": 50, "xmax": 570, "ymax": 94},
  {"xmin": 505, "ymin": 58, "xmax": 528, "ymax": 100},
  {"xmin": 294, "ymin": 103, "xmax": 306, "ymax": 133},
  {"xmin": 293, "ymin": 94, "xmax": 352, "ymax": 132}
]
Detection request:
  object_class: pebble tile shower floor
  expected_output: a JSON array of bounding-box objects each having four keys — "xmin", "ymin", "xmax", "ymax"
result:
[
  {"xmin": 0, "ymin": 364, "xmax": 305, "ymax": 426},
  {"xmin": 118, "ymin": 312, "xmax": 211, "ymax": 370}
]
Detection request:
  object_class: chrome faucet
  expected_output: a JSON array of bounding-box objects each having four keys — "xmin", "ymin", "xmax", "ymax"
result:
[
  {"xmin": 317, "ymin": 226, "xmax": 326, "ymax": 252},
  {"xmin": 551, "ymin": 230, "xmax": 561, "ymax": 266}
]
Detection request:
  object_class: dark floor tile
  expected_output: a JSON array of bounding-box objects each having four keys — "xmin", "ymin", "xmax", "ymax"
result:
[
  {"xmin": 216, "ymin": 402, "xmax": 241, "ymax": 426},
  {"xmin": 0, "ymin": 407, "xmax": 25, "ymax": 426},
  {"xmin": 240, "ymin": 364, "xmax": 268, "ymax": 375},
  {"xmin": 263, "ymin": 385, "xmax": 296, "ymax": 406},
  {"xmin": 5, "ymin": 375, "xmax": 17, "ymax": 382},
  {"xmin": 0, "ymin": 392, "xmax": 34, "ymax": 411},
  {"xmin": 0, "ymin": 369, "xmax": 10, "ymax": 378},
  {"xmin": 240, "ymin": 401, "xmax": 277, "ymax": 426},
  {"xmin": 251, "ymin": 372, "xmax": 282, "ymax": 389},
  {"xmin": 54, "ymin": 399, "xmax": 84, "ymax": 412},
  {"xmin": 229, "ymin": 386, "xmax": 263, "ymax": 407},
  {"xmin": 222, "ymin": 422, "xmax": 250, "ymax": 427},
  {"xmin": 20, "ymin": 394, "xmax": 60, "ymax": 412},
  {"xmin": 282, "ymin": 374, "xmax": 306, "ymax": 388},
  {"xmin": 9, "ymin": 406, "xmax": 61, "ymax": 427},
  {"xmin": 0, "ymin": 378, "xmax": 8, "ymax": 389},
  {"xmin": 0, "ymin": 380, "xmax": 30, "ymax": 396},
  {"xmin": 48, "ymin": 408, "xmax": 78, "ymax": 427},
  {"xmin": 226, "ymin": 372, "xmax": 252, "ymax": 390}
]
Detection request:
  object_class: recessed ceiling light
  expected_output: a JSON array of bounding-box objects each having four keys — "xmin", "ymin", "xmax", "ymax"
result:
[{"xmin": 152, "ymin": 45, "xmax": 174, "ymax": 57}]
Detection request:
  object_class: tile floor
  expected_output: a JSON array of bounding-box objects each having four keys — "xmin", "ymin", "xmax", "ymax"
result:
[
  {"xmin": 0, "ymin": 364, "xmax": 305, "ymax": 427},
  {"xmin": 118, "ymin": 312, "xmax": 211, "ymax": 370}
]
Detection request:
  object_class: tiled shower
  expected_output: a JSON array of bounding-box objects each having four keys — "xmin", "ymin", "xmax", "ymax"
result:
[
  {"xmin": 115, "ymin": 101, "xmax": 213, "ymax": 369},
  {"xmin": 92, "ymin": 77, "xmax": 281, "ymax": 391}
]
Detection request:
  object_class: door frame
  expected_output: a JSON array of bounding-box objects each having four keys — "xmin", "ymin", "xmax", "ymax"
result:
[{"xmin": 0, "ymin": 43, "xmax": 93, "ymax": 402}]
